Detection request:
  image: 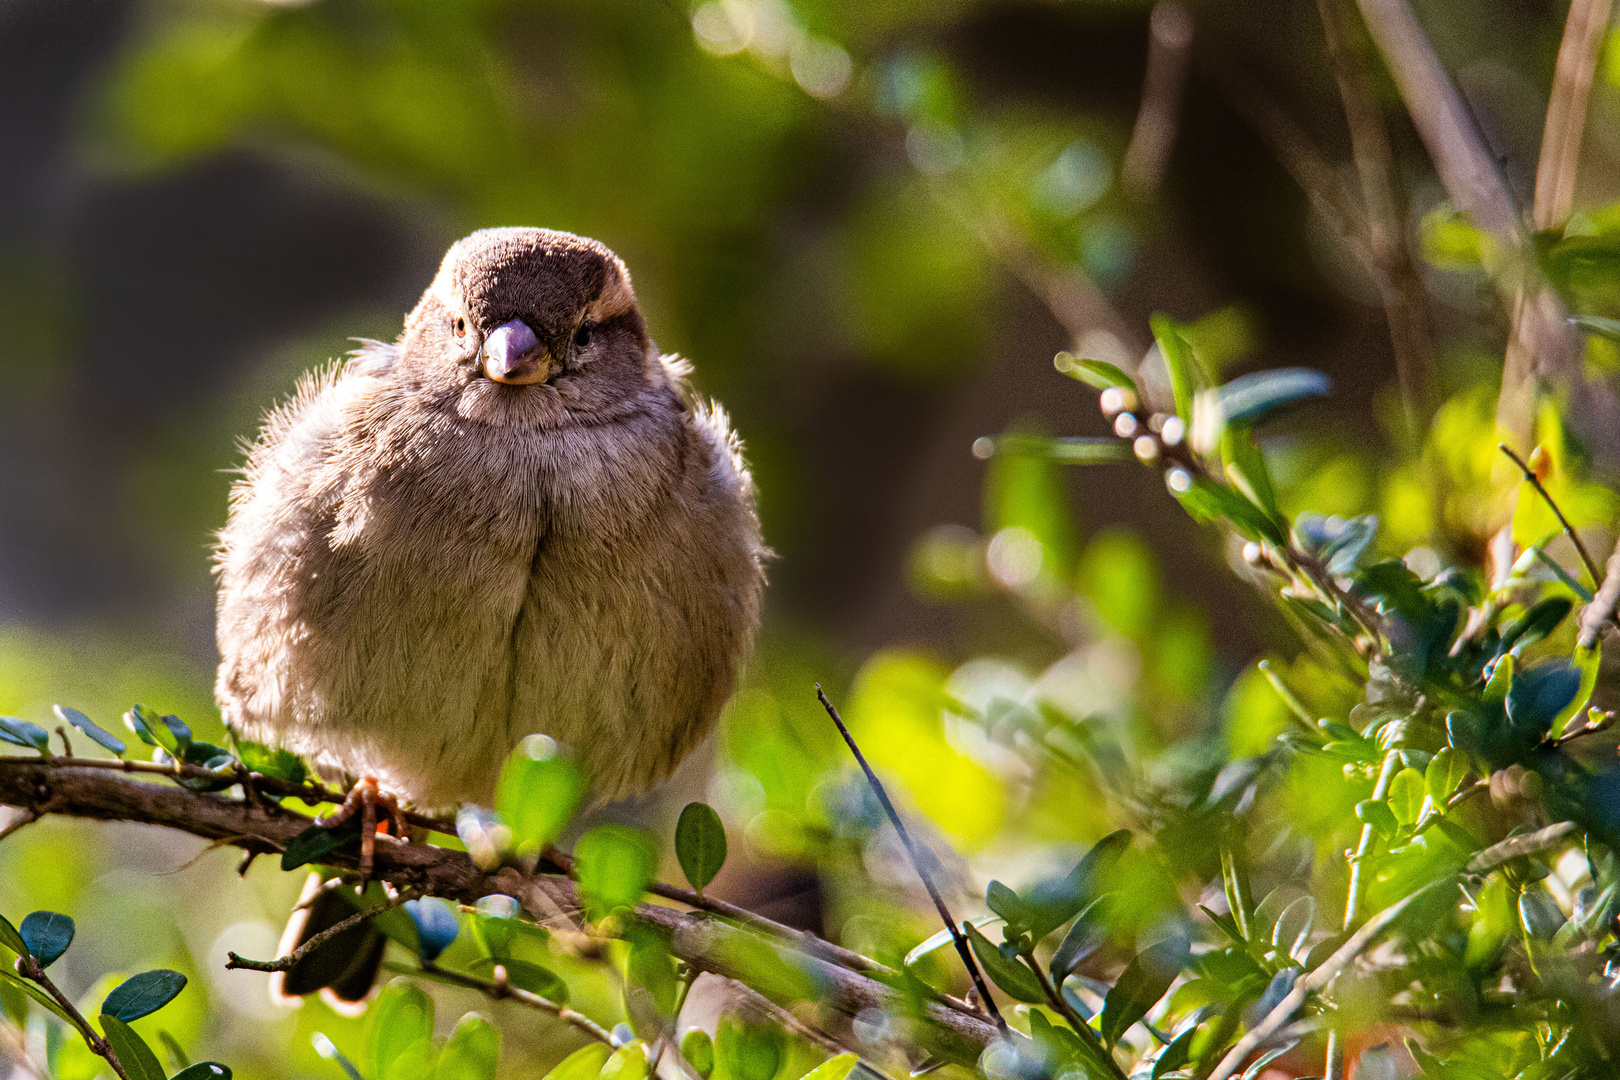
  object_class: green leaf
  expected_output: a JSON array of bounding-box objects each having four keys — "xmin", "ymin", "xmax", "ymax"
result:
[
  {"xmin": 1552, "ymin": 644, "xmax": 1600, "ymax": 738},
  {"xmin": 0, "ymin": 716, "xmax": 50, "ymax": 753},
  {"xmin": 601, "ymin": 1042, "xmax": 651, "ymax": 1080},
  {"xmin": 171, "ymin": 1066, "xmax": 231, "ymax": 1080},
  {"xmin": 495, "ymin": 737, "xmax": 585, "ymax": 854},
  {"xmin": 1271, "ymin": 895, "xmax": 1315, "ymax": 959},
  {"xmin": 123, "ymin": 706, "xmax": 181, "ymax": 756},
  {"xmin": 468, "ymin": 957, "xmax": 568, "ymax": 1002},
  {"xmin": 1151, "ymin": 314, "xmax": 1200, "ymax": 420},
  {"xmin": 675, "ymin": 802, "xmax": 728, "ymax": 893},
  {"xmin": 1098, "ymin": 936, "xmax": 1190, "ymax": 1047},
  {"xmin": 1220, "ymin": 841, "xmax": 1253, "ymax": 941},
  {"xmin": 625, "ymin": 927, "xmax": 679, "ymax": 1017},
  {"xmin": 963, "ymin": 923, "xmax": 1043, "ymax": 1003},
  {"xmin": 0, "ymin": 912, "xmax": 30, "ymax": 958},
  {"xmin": 1056, "ymin": 352, "xmax": 1137, "ymax": 391},
  {"xmin": 0, "ymin": 968, "xmax": 74, "ymax": 1024},
  {"xmin": 539, "ymin": 1043, "xmax": 611, "ymax": 1080},
  {"xmin": 1498, "ymin": 597, "xmax": 1573, "ymax": 655},
  {"xmin": 434, "ymin": 1014, "xmax": 499, "ymax": 1080},
  {"xmin": 233, "ymin": 739, "xmax": 306, "ymax": 784},
  {"xmin": 984, "ymin": 881, "xmax": 1031, "ymax": 936},
  {"xmin": 1016, "ymin": 829, "xmax": 1131, "ymax": 944},
  {"xmin": 681, "ymin": 1030, "xmax": 716, "ymax": 1079},
  {"xmin": 1355, "ymin": 799, "xmax": 1398, "ymax": 839},
  {"xmin": 1505, "ymin": 661, "xmax": 1581, "ymax": 738},
  {"xmin": 1171, "ymin": 475, "xmax": 1285, "ymax": 545},
  {"xmin": 574, "ymin": 825, "xmax": 656, "ymax": 921},
  {"xmin": 280, "ymin": 819, "xmax": 359, "ymax": 871},
  {"xmin": 102, "ymin": 970, "xmax": 187, "ymax": 1022},
  {"xmin": 717, "ymin": 1013, "xmax": 784, "ymax": 1080},
  {"xmin": 53, "ymin": 706, "xmax": 126, "ymax": 755},
  {"xmin": 1387, "ymin": 768, "xmax": 1426, "ymax": 827},
  {"xmin": 99, "ymin": 1016, "xmax": 166, "ymax": 1080},
  {"xmin": 1049, "ymin": 893, "xmax": 1114, "ymax": 981},
  {"xmin": 19, "ymin": 912, "xmax": 73, "ymax": 968},
  {"xmin": 1151, "ymin": 1023, "xmax": 1199, "ymax": 1079},
  {"xmin": 796, "ymin": 1054, "xmax": 859, "ymax": 1080},
  {"xmin": 366, "ymin": 979, "xmax": 435, "ymax": 1080},
  {"xmin": 982, "ymin": 434, "xmax": 1135, "ymax": 465},
  {"xmin": 1483, "ymin": 654, "xmax": 1513, "ymax": 701},
  {"xmin": 1425, "ymin": 748, "xmax": 1466, "ymax": 803}
]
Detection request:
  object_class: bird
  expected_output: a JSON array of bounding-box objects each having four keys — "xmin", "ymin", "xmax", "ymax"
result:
[{"xmin": 213, "ymin": 227, "xmax": 767, "ymax": 1005}]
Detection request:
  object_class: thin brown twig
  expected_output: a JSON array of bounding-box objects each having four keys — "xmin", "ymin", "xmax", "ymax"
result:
[
  {"xmin": 405, "ymin": 960, "xmax": 614, "ymax": 1044},
  {"xmin": 19, "ymin": 958, "xmax": 133, "ymax": 1080},
  {"xmin": 817, "ymin": 685, "xmax": 1008, "ymax": 1032},
  {"xmin": 1315, "ymin": 0, "xmax": 1435, "ymax": 435},
  {"xmin": 225, "ymin": 888, "xmax": 423, "ymax": 973},
  {"xmin": 1498, "ymin": 443, "xmax": 1603, "ymax": 584},
  {"xmin": 1026, "ymin": 955, "xmax": 1125, "ymax": 1080}
]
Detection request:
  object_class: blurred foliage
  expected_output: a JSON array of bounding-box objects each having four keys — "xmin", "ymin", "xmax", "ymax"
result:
[{"xmin": 7, "ymin": 0, "xmax": 1620, "ymax": 1078}]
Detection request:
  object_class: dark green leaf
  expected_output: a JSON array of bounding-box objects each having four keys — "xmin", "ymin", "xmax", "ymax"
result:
[
  {"xmin": 1018, "ymin": 830, "xmax": 1131, "ymax": 943},
  {"xmin": 171, "ymin": 1066, "xmax": 231, "ymax": 1080},
  {"xmin": 1497, "ymin": 597, "xmax": 1573, "ymax": 656},
  {"xmin": 233, "ymin": 739, "xmax": 306, "ymax": 783},
  {"xmin": 281, "ymin": 819, "xmax": 359, "ymax": 871},
  {"xmin": 1212, "ymin": 368, "xmax": 1330, "ymax": 425},
  {"xmin": 0, "ymin": 717, "xmax": 50, "ymax": 753},
  {"xmin": 0, "ymin": 968, "xmax": 73, "ymax": 1024},
  {"xmin": 1151, "ymin": 1023, "xmax": 1199, "ymax": 1079},
  {"xmin": 18, "ymin": 912, "xmax": 73, "ymax": 968},
  {"xmin": 0, "ymin": 913, "xmax": 29, "ymax": 958},
  {"xmin": 1099, "ymin": 936, "xmax": 1189, "ymax": 1047},
  {"xmin": 53, "ymin": 706, "xmax": 125, "ymax": 755},
  {"xmin": 468, "ymin": 957, "xmax": 569, "ymax": 1002},
  {"xmin": 1220, "ymin": 841, "xmax": 1253, "ymax": 941},
  {"xmin": 963, "ymin": 923, "xmax": 1043, "ymax": 1003},
  {"xmin": 99, "ymin": 1016, "xmax": 166, "ymax": 1080},
  {"xmin": 1050, "ymin": 893, "xmax": 1113, "ymax": 981},
  {"xmin": 575, "ymin": 825, "xmax": 656, "ymax": 920},
  {"xmin": 1505, "ymin": 661, "xmax": 1581, "ymax": 739},
  {"xmin": 984, "ymin": 881, "xmax": 1030, "ymax": 936},
  {"xmin": 403, "ymin": 898, "xmax": 459, "ymax": 962},
  {"xmin": 435, "ymin": 1013, "xmax": 499, "ymax": 1080},
  {"xmin": 102, "ymin": 969, "xmax": 187, "ymax": 1022},
  {"xmin": 675, "ymin": 802, "xmax": 728, "ymax": 893},
  {"xmin": 124, "ymin": 706, "xmax": 179, "ymax": 755},
  {"xmin": 495, "ymin": 739, "xmax": 585, "ymax": 854}
]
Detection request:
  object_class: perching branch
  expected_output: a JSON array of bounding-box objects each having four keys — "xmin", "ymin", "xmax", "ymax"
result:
[
  {"xmin": 225, "ymin": 887, "xmax": 424, "ymax": 973},
  {"xmin": 0, "ymin": 757, "xmax": 1001, "ymax": 1067}
]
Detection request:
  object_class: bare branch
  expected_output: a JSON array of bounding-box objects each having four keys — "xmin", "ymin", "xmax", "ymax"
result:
[
  {"xmin": 1122, "ymin": 3, "xmax": 1195, "ymax": 198},
  {"xmin": 0, "ymin": 758, "xmax": 1002, "ymax": 1066},
  {"xmin": 1534, "ymin": 0, "xmax": 1615, "ymax": 231}
]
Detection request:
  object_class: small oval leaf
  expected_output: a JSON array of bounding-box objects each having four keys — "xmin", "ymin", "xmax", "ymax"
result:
[
  {"xmin": 963, "ymin": 923, "xmax": 1043, "ymax": 1003},
  {"xmin": 102, "ymin": 969, "xmax": 187, "ymax": 1022},
  {"xmin": 575, "ymin": 826, "xmax": 656, "ymax": 921},
  {"xmin": 53, "ymin": 706, "xmax": 126, "ymax": 755},
  {"xmin": 0, "ymin": 717, "xmax": 50, "ymax": 753},
  {"xmin": 468, "ymin": 957, "xmax": 569, "ymax": 1003},
  {"xmin": 675, "ymin": 802, "xmax": 728, "ymax": 893},
  {"xmin": 18, "ymin": 912, "xmax": 73, "ymax": 969},
  {"xmin": 434, "ymin": 1013, "xmax": 499, "ymax": 1080},
  {"xmin": 540, "ymin": 1043, "xmax": 612, "ymax": 1080},
  {"xmin": 1098, "ymin": 936, "xmax": 1190, "ymax": 1047}
]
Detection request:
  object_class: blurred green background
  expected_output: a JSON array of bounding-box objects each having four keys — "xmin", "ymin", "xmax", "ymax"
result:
[{"xmin": 3, "ymin": 0, "xmax": 1617, "ymax": 1074}]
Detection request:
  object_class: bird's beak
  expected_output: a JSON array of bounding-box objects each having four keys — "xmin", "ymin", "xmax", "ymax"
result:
[{"xmin": 482, "ymin": 318, "xmax": 555, "ymax": 385}]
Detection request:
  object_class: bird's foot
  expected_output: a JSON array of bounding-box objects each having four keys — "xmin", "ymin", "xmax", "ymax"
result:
[{"xmin": 315, "ymin": 776, "xmax": 409, "ymax": 883}]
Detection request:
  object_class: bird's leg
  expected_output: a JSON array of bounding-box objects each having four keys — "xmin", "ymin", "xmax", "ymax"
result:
[{"xmin": 314, "ymin": 776, "xmax": 407, "ymax": 883}]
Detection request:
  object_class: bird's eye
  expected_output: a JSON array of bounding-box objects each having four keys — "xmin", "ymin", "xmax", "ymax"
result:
[
  {"xmin": 575, "ymin": 322, "xmax": 594, "ymax": 348},
  {"xmin": 454, "ymin": 317, "xmax": 467, "ymax": 338}
]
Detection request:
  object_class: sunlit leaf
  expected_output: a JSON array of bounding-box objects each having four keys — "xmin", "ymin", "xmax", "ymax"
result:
[
  {"xmin": 681, "ymin": 1030, "xmax": 715, "ymax": 1079},
  {"xmin": 1056, "ymin": 351, "xmax": 1136, "ymax": 391},
  {"xmin": 575, "ymin": 825, "xmax": 657, "ymax": 921},
  {"xmin": 539, "ymin": 1045, "xmax": 612, "ymax": 1080},
  {"xmin": 434, "ymin": 1014, "xmax": 499, "ymax": 1080},
  {"xmin": 717, "ymin": 1013, "xmax": 784, "ymax": 1080},
  {"xmin": 102, "ymin": 970, "xmax": 187, "ymax": 1022},
  {"xmin": 468, "ymin": 957, "xmax": 568, "ymax": 1002},
  {"xmin": 233, "ymin": 739, "xmax": 306, "ymax": 783},
  {"xmin": 1425, "ymin": 748, "xmax": 1467, "ymax": 803},
  {"xmin": 675, "ymin": 802, "xmax": 728, "ymax": 893},
  {"xmin": 366, "ymin": 979, "xmax": 435, "ymax": 1080},
  {"xmin": 1150, "ymin": 314, "xmax": 1200, "ymax": 420},
  {"xmin": 796, "ymin": 1054, "xmax": 859, "ymax": 1080},
  {"xmin": 601, "ymin": 1042, "xmax": 651, "ymax": 1080},
  {"xmin": 1388, "ymin": 768, "xmax": 1426, "ymax": 827},
  {"xmin": 495, "ymin": 737, "xmax": 585, "ymax": 854},
  {"xmin": 1355, "ymin": 799, "xmax": 1398, "ymax": 839}
]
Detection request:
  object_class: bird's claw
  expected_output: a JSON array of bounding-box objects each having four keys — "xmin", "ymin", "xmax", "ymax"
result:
[{"xmin": 315, "ymin": 776, "xmax": 409, "ymax": 883}]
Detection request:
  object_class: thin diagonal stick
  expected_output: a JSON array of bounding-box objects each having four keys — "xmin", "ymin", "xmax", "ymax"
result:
[
  {"xmin": 1499, "ymin": 443, "xmax": 1602, "ymax": 583},
  {"xmin": 816, "ymin": 685, "xmax": 1007, "ymax": 1031}
]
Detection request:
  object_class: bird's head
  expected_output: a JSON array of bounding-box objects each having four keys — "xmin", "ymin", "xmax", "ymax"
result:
[{"xmin": 398, "ymin": 227, "xmax": 656, "ymax": 426}]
